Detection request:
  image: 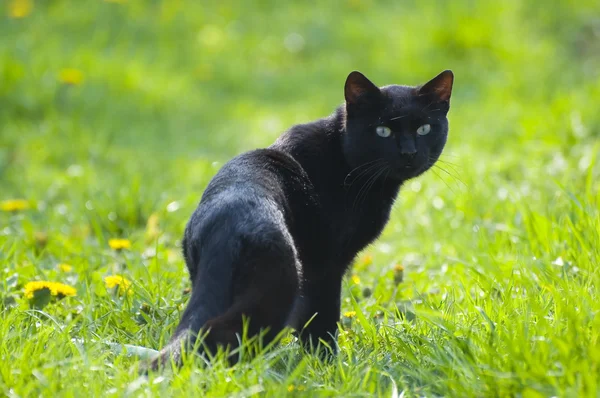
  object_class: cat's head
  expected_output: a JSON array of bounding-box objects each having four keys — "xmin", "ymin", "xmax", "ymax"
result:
[{"xmin": 342, "ymin": 70, "xmax": 453, "ymax": 182}]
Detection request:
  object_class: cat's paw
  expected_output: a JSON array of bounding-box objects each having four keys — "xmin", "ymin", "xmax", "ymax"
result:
[{"xmin": 298, "ymin": 334, "xmax": 338, "ymax": 361}]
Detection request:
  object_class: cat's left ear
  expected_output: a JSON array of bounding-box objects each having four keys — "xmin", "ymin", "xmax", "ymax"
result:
[
  {"xmin": 345, "ymin": 71, "xmax": 381, "ymax": 106},
  {"xmin": 418, "ymin": 70, "xmax": 454, "ymax": 102}
]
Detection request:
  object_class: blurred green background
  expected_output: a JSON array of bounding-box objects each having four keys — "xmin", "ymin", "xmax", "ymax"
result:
[{"xmin": 1, "ymin": 0, "xmax": 600, "ymax": 396}]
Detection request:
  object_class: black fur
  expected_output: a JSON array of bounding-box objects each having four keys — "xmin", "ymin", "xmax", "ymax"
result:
[{"xmin": 147, "ymin": 70, "xmax": 454, "ymax": 371}]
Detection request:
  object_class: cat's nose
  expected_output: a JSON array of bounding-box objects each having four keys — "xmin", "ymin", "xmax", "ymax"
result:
[
  {"xmin": 400, "ymin": 146, "xmax": 417, "ymax": 155},
  {"xmin": 398, "ymin": 135, "xmax": 417, "ymax": 155}
]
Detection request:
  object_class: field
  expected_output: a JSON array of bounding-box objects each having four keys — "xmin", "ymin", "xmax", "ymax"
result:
[{"xmin": 1, "ymin": 0, "xmax": 600, "ymax": 396}]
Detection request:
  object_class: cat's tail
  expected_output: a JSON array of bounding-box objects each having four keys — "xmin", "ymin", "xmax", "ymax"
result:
[
  {"xmin": 141, "ymin": 232, "xmax": 299, "ymax": 373},
  {"xmin": 141, "ymin": 252, "xmax": 234, "ymax": 373}
]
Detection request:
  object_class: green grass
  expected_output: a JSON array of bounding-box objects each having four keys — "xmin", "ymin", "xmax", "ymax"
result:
[{"xmin": 1, "ymin": 0, "xmax": 600, "ymax": 396}]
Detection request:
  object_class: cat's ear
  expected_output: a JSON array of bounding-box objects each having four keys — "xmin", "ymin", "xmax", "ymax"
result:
[
  {"xmin": 345, "ymin": 71, "xmax": 381, "ymax": 106},
  {"xmin": 418, "ymin": 70, "xmax": 453, "ymax": 102}
]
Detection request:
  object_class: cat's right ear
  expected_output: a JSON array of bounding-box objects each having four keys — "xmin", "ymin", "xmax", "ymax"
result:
[
  {"xmin": 417, "ymin": 70, "xmax": 454, "ymax": 102},
  {"xmin": 345, "ymin": 71, "xmax": 381, "ymax": 106}
]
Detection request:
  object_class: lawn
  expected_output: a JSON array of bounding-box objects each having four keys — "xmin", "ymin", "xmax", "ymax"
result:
[{"xmin": 1, "ymin": 0, "xmax": 600, "ymax": 396}]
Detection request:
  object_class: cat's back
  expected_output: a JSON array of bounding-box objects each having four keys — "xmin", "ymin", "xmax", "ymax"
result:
[
  {"xmin": 202, "ymin": 148, "xmax": 310, "ymax": 201},
  {"xmin": 187, "ymin": 148, "xmax": 316, "ymax": 235}
]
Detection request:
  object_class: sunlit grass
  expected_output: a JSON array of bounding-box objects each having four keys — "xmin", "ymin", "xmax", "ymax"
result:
[{"xmin": 1, "ymin": 0, "xmax": 599, "ymax": 396}]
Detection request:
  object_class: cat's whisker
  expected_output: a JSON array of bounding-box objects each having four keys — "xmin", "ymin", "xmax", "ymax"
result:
[
  {"xmin": 434, "ymin": 164, "xmax": 467, "ymax": 187},
  {"xmin": 345, "ymin": 164, "xmax": 384, "ymax": 190},
  {"xmin": 436, "ymin": 167, "xmax": 466, "ymax": 187},
  {"xmin": 345, "ymin": 161, "xmax": 388, "ymax": 210},
  {"xmin": 430, "ymin": 155, "xmax": 461, "ymax": 169},
  {"xmin": 430, "ymin": 163, "xmax": 468, "ymax": 192},
  {"xmin": 352, "ymin": 171, "xmax": 378, "ymax": 210},
  {"xmin": 344, "ymin": 159, "xmax": 387, "ymax": 188},
  {"xmin": 429, "ymin": 167, "xmax": 457, "ymax": 194},
  {"xmin": 353, "ymin": 177, "xmax": 373, "ymax": 210},
  {"xmin": 344, "ymin": 159, "xmax": 384, "ymax": 182},
  {"xmin": 436, "ymin": 158, "xmax": 461, "ymax": 167},
  {"xmin": 377, "ymin": 166, "xmax": 392, "ymax": 201},
  {"xmin": 352, "ymin": 165, "xmax": 389, "ymax": 211},
  {"xmin": 440, "ymin": 153, "xmax": 460, "ymax": 159},
  {"xmin": 389, "ymin": 114, "xmax": 409, "ymax": 121},
  {"xmin": 382, "ymin": 168, "xmax": 392, "ymax": 198},
  {"xmin": 345, "ymin": 159, "xmax": 382, "ymax": 178},
  {"xmin": 436, "ymin": 159, "xmax": 463, "ymax": 173},
  {"xmin": 369, "ymin": 167, "xmax": 391, "ymax": 203},
  {"xmin": 343, "ymin": 168, "xmax": 390, "ymax": 249},
  {"xmin": 431, "ymin": 157, "xmax": 465, "ymax": 181},
  {"xmin": 352, "ymin": 174, "xmax": 372, "ymax": 209},
  {"xmin": 436, "ymin": 167, "xmax": 465, "ymax": 186}
]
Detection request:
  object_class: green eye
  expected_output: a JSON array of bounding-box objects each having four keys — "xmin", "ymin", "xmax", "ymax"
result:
[
  {"xmin": 417, "ymin": 124, "xmax": 431, "ymax": 136},
  {"xmin": 376, "ymin": 126, "xmax": 392, "ymax": 138}
]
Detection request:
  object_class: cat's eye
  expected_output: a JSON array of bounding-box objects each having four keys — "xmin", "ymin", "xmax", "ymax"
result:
[
  {"xmin": 416, "ymin": 124, "xmax": 431, "ymax": 136},
  {"xmin": 376, "ymin": 126, "xmax": 392, "ymax": 138}
]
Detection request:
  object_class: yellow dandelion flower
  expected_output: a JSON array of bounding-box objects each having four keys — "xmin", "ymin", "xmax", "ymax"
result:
[
  {"xmin": 8, "ymin": 0, "xmax": 32, "ymax": 19},
  {"xmin": 355, "ymin": 253, "xmax": 372, "ymax": 271},
  {"xmin": 105, "ymin": 275, "xmax": 133, "ymax": 295},
  {"xmin": 34, "ymin": 231, "xmax": 48, "ymax": 247},
  {"xmin": 1, "ymin": 199, "xmax": 30, "ymax": 212},
  {"xmin": 24, "ymin": 281, "xmax": 76, "ymax": 299},
  {"xmin": 58, "ymin": 68, "xmax": 84, "ymax": 86},
  {"xmin": 287, "ymin": 385, "xmax": 295, "ymax": 392},
  {"xmin": 351, "ymin": 275, "xmax": 361, "ymax": 285},
  {"xmin": 58, "ymin": 263, "xmax": 73, "ymax": 272},
  {"xmin": 361, "ymin": 254, "xmax": 373, "ymax": 266},
  {"xmin": 343, "ymin": 311, "xmax": 356, "ymax": 318},
  {"xmin": 145, "ymin": 213, "xmax": 160, "ymax": 240},
  {"xmin": 393, "ymin": 264, "xmax": 404, "ymax": 284},
  {"xmin": 108, "ymin": 238, "xmax": 131, "ymax": 250}
]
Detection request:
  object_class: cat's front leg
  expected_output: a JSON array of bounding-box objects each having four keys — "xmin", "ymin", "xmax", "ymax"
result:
[{"xmin": 294, "ymin": 273, "xmax": 343, "ymax": 356}]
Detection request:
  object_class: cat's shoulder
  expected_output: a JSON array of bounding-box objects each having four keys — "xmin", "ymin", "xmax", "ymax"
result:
[
  {"xmin": 219, "ymin": 148, "xmax": 306, "ymax": 178},
  {"xmin": 272, "ymin": 116, "xmax": 341, "ymax": 156}
]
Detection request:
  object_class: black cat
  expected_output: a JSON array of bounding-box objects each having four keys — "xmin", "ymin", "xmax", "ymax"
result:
[{"xmin": 147, "ymin": 70, "xmax": 453, "ymax": 370}]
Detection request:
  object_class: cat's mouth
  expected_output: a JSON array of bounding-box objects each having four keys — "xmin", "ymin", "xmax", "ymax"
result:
[
  {"xmin": 395, "ymin": 157, "xmax": 418, "ymax": 170},
  {"xmin": 390, "ymin": 158, "xmax": 428, "ymax": 180}
]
